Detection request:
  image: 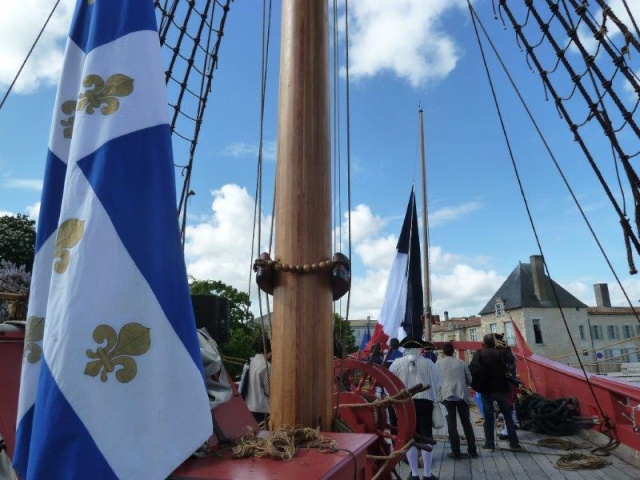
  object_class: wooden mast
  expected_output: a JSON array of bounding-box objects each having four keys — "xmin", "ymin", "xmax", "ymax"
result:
[
  {"xmin": 271, "ymin": 0, "xmax": 333, "ymax": 429},
  {"xmin": 418, "ymin": 107, "xmax": 432, "ymax": 341}
]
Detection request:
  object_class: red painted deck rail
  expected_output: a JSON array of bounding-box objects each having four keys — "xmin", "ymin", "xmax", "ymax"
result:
[{"xmin": 0, "ymin": 330, "xmax": 23, "ymax": 459}]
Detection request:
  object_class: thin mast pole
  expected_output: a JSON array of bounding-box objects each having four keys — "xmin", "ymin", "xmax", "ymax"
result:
[
  {"xmin": 419, "ymin": 106, "xmax": 432, "ymax": 340},
  {"xmin": 271, "ymin": 0, "xmax": 332, "ymax": 429}
]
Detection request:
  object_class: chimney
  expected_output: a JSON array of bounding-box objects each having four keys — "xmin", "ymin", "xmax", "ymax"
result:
[
  {"xmin": 444, "ymin": 311, "xmax": 449, "ymax": 321},
  {"xmin": 530, "ymin": 255, "xmax": 551, "ymax": 302},
  {"xmin": 593, "ymin": 283, "xmax": 611, "ymax": 307}
]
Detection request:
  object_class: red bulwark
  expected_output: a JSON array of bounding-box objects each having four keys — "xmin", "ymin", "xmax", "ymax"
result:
[
  {"xmin": 0, "ymin": 329, "xmax": 24, "ymax": 459},
  {"xmin": 170, "ymin": 432, "xmax": 377, "ymax": 480}
]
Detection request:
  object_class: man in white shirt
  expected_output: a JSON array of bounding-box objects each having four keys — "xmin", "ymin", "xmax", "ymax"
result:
[
  {"xmin": 436, "ymin": 342, "xmax": 478, "ymax": 459},
  {"xmin": 390, "ymin": 336, "xmax": 441, "ymax": 480},
  {"xmin": 245, "ymin": 337, "xmax": 271, "ymax": 424}
]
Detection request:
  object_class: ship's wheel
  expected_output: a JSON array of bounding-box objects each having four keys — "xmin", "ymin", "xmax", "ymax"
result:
[{"xmin": 333, "ymin": 358, "xmax": 416, "ymax": 479}]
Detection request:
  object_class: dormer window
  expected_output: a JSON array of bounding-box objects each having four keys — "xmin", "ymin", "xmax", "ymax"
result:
[{"xmin": 495, "ymin": 301, "xmax": 505, "ymax": 317}]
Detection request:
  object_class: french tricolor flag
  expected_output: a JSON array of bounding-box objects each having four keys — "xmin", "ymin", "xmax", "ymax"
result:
[{"xmin": 365, "ymin": 187, "xmax": 425, "ymax": 352}]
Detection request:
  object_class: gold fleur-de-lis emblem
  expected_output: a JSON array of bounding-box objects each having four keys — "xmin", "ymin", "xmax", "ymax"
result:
[
  {"xmin": 85, "ymin": 323, "xmax": 151, "ymax": 383},
  {"xmin": 54, "ymin": 218, "xmax": 85, "ymax": 274},
  {"xmin": 24, "ymin": 316, "xmax": 45, "ymax": 364},
  {"xmin": 59, "ymin": 74, "xmax": 133, "ymax": 139},
  {"xmin": 77, "ymin": 74, "xmax": 134, "ymax": 115},
  {"xmin": 60, "ymin": 100, "xmax": 77, "ymax": 139}
]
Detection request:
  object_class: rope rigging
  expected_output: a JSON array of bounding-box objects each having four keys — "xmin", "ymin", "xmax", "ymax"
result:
[
  {"xmin": 469, "ymin": 2, "xmax": 640, "ymax": 323},
  {"xmin": 155, "ymin": 0, "xmax": 233, "ymax": 247},
  {"xmin": 467, "ymin": 0, "xmax": 640, "ymax": 443},
  {"xmin": 494, "ymin": 0, "xmax": 640, "ymax": 276}
]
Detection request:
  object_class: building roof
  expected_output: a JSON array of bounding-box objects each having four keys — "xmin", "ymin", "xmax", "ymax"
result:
[
  {"xmin": 432, "ymin": 316, "xmax": 481, "ymax": 333},
  {"xmin": 587, "ymin": 307, "xmax": 640, "ymax": 316},
  {"xmin": 479, "ymin": 262, "xmax": 587, "ymax": 315}
]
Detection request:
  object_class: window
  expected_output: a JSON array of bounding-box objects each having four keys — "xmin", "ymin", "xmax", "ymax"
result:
[
  {"xmin": 623, "ymin": 325, "xmax": 633, "ymax": 339},
  {"xmin": 532, "ymin": 319, "xmax": 544, "ymax": 344},
  {"xmin": 504, "ymin": 321, "xmax": 515, "ymax": 345},
  {"xmin": 469, "ymin": 328, "xmax": 478, "ymax": 342},
  {"xmin": 591, "ymin": 325, "xmax": 603, "ymax": 340},
  {"xmin": 489, "ymin": 323, "xmax": 497, "ymax": 333},
  {"xmin": 607, "ymin": 325, "xmax": 619, "ymax": 340},
  {"xmin": 620, "ymin": 348, "xmax": 630, "ymax": 362},
  {"xmin": 495, "ymin": 302, "xmax": 505, "ymax": 317},
  {"xmin": 578, "ymin": 325, "xmax": 585, "ymax": 340}
]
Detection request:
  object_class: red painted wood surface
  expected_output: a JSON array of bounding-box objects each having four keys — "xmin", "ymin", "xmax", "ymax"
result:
[
  {"xmin": 0, "ymin": 329, "xmax": 23, "ymax": 459},
  {"xmin": 170, "ymin": 432, "xmax": 376, "ymax": 480}
]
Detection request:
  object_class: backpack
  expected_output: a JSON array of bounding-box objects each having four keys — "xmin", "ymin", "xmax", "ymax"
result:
[
  {"xmin": 469, "ymin": 351, "xmax": 487, "ymax": 393},
  {"xmin": 238, "ymin": 358, "xmax": 251, "ymax": 399}
]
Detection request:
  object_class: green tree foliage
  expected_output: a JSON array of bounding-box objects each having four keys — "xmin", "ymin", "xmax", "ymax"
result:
[
  {"xmin": 0, "ymin": 214, "xmax": 36, "ymax": 272},
  {"xmin": 334, "ymin": 312, "xmax": 357, "ymax": 354},
  {"xmin": 189, "ymin": 278, "xmax": 256, "ymax": 379}
]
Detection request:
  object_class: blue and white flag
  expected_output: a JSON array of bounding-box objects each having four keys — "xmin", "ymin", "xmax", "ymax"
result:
[{"xmin": 14, "ymin": 1, "xmax": 212, "ymax": 479}]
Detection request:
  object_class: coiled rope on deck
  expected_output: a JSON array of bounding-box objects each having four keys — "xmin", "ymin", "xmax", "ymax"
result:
[
  {"xmin": 556, "ymin": 453, "xmax": 612, "ymax": 471},
  {"xmin": 232, "ymin": 426, "xmax": 338, "ymax": 461},
  {"xmin": 536, "ymin": 436, "xmax": 616, "ymax": 471}
]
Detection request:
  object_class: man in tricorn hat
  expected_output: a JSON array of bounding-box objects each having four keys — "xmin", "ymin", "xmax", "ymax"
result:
[{"xmin": 389, "ymin": 336, "xmax": 441, "ymax": 480}]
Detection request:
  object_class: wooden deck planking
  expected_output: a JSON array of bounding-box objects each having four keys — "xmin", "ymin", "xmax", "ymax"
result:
[{"xmin": 394, "ymin": 408, "xmax": 637, "ymax": 480}]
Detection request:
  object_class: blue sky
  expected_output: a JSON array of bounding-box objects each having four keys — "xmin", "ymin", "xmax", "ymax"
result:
[{"xmin": 1, "ymin": 0, "xmax": 640, "ymax": 320}]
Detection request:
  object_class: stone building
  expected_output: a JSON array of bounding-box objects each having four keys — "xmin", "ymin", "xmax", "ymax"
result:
[
  {"xmin": 432, "ymin": 312, "xmax": 482, "ymax": 361},
  {"xmin": 478, "ymin": 254, "xmax": 640, "ymax": 371}
]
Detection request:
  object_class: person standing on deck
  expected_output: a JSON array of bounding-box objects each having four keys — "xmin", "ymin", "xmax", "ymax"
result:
[
  {"xmin": 437, "ymin": 342, "xmax": 478, "ymax": 459},
  {"xmin": 245, "ymin": 336, "xmax": 272, "ymax": 424},
  {"xmin": 384, "ymin": 337, "xmax": 403, "ymax": 367},
  {"xmin": 390, "ymin": 336, "xmax": 442, "ymax": 480},
  {"xmin": 472, "ymin": 334, "xmax": 522, "ymax": 452}
]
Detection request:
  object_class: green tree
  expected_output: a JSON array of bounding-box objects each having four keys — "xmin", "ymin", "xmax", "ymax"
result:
[
  {"xmin": 334, "ymin": 312, "xmax": 357, "ymax": 354},
  {"xmin": 189, "ymin": 278, "xmax": 256, "ymax": 379},
  {"xmin": 0, "ymin": 214, "xmax": 36, "ymax": 271}
]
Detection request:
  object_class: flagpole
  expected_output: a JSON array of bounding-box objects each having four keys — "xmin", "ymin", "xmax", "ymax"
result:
[{"xmin": 418, "ymin": 106, "xmax": 432, "ymax": 341}]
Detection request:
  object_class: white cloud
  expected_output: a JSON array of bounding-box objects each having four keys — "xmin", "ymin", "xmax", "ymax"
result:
[
  {"xmin": 429, "ymin": 201, "xmax": 482, "ymax": 227},
  {"xmin": 356, "ymin": 234, "xmax": 397, "ymax": 270},
  {"xmin": 184, "ymin": 184, "xmax": 266, "ymax": 291},
  {"xmin": 184, "ymin": 184, "xmax": 510, "ymax": 322},
  {"xmin": 26, "ymin": 201, "xmax": 40, "ymax": 221},
  {"xmin": 4, "ymin": 178, "xmax": 43, "ymax": 191},
  {"xmin": 346, "ymin": 0, "xmax": 466, "ymax": 87},
  {"xmin": 221, "ymin": 141, "xmax": 277, "ymax": 162},
  {"xmin": 601, "ymin": 278, "xmax": 640, "ymax": 308},
  {"xmin": 0, "ymin": 0, "xmax": 75, "ymax": 94},
  {"xmin": 343, "ymin": 204, "xmax": 386, "ymax": 244}
]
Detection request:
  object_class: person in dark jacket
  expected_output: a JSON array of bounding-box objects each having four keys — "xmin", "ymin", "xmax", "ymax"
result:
[{"xmin": 471, "ymin": 334, "xmax": 522, "ymax": 451}]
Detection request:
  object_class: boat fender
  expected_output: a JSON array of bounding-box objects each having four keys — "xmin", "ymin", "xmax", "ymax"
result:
[{"xmin": 330, "ymin": 252, "xmax": 351, "ymax": 301}]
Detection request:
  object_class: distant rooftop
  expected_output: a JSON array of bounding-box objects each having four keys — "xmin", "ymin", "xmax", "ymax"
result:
[{"xmin": 479, "ymin": 259, "xmax": 586, "ymax": 315}]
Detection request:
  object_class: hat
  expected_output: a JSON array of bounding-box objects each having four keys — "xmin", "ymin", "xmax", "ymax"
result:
[
  {"xmin": 494, "ymin": 333, "xmax": 507, "ymax": 348},
  {"xmin": 399, "ymin": 336, "xmax": 436, "ymax": 350},
  {"xmin": 398, "ymin": 336, "xmax": 426, "ymax": 349},
  {"xmin": 423, "ymin": 340, "xmax": 437, "ymax": 351}
]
